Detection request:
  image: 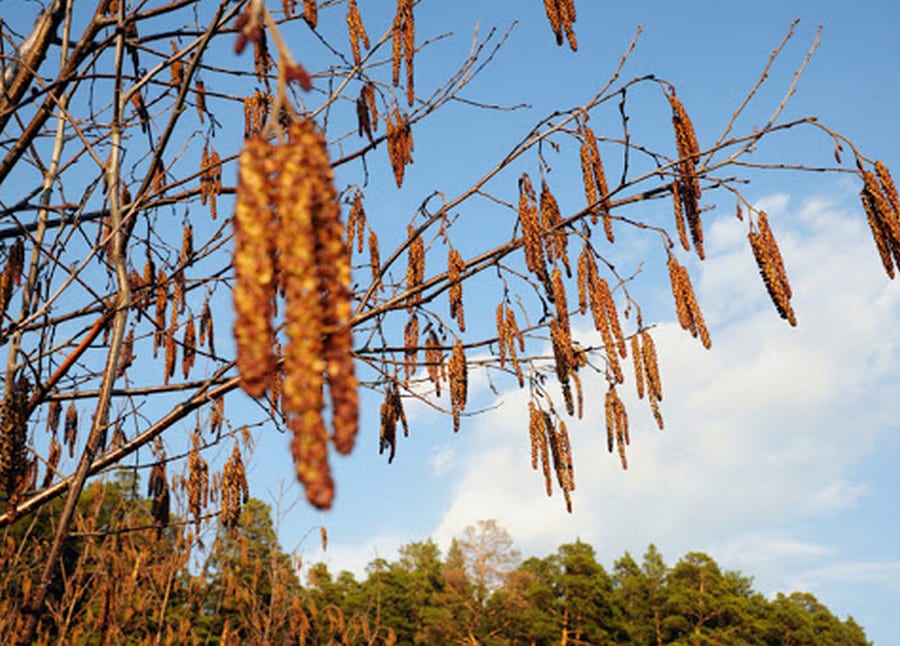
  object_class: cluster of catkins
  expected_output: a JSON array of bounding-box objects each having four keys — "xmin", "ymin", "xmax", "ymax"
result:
[{"xmin": 233, "ymin": 119, "xmax": 357, "ymax": 509}]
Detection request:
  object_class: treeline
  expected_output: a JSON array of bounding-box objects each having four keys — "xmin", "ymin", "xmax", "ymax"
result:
[{"xmin": 1, "ymin": 477, "xmax": 868, "ymax": 644}]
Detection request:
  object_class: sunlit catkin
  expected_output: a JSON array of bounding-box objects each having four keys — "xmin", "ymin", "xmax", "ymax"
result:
[
  {"xmin": 346, "ymin": 0, "xmax": 369, "ymax": 67},
  {"xmin": 583, "ymin": 126, "xmax": 613, "ymax": 242},
  {"xmin": 449, "ymin": 340, "xmax": 467, "ymax": 433},
  {"xmin": 861, "ymin": 169, "xmax": 900, "ymax": 279},
  {"xmin": 667, "ymin": 89, "xmax": 704, "ymax": 259},
  {"xmin": 233, "ymin": 136, "xmax": 277, "ymax": 398},
  {"xmin": 748, "ymin": 212, "xmax": 796, "ymax": 326},
  {"xmin": 387, "ymin": 107, "xmax": 414, "ymax": 187}
]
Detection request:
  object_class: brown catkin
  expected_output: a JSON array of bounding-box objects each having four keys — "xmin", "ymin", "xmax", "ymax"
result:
[
  {"xmin": 0, "ymin": 377, "xmax": 30, "ymax": 504},
  {"xmin": 195, "ymin": 80, "xmax": 206, "ymax": 123},
  {"xmin": 362, "ymin": 82, "xmax": 378, "ymax": 131},
  {"xmin": 221, "ymin": 444, "xmax": 249, "ymax": 532},
  {"xmin": 164, "ymin": 297, "xmax": 178, "ymax": 384},
  {"xmin": 153, "ymin": 269, "xmax": 167, "ymax": 357},
  {"xmin": 448, "ymin": 248, "xmax": 465, "ymax": 331},
  {"xmin": 748, "ymin": 212, "xmax": 796, "ymax": 326},
  {"xmin": 449, "ymin": 340, "xmax": 467, "ymax": 433},
  {"xmin": 116, "ymin": 328, "xmax": 135, "ymax": 380},
  {"xmin": 631, "ymin": 333, "xmax": 644, "ymax": 400},
  {"xmin": 424, "ymin": 329, "xmax": 445, "ymax": 396},
  {"xmin": 182, "ymin": 316, "xmax": 196, "ymax": 379},
  {"xmin": 861, "ymin": 169, "xmax": 900, "ymax": 278},
  {"xmin": 667, "ymin": 90, "xmax": 704, "ymax": 259},
  {"xmin": 406, "ymin": 225, "xmax": 424, "ymax": 311},
  {"xmin": 188, "ymin": 433, "xmax": 209, "ymax": 529},
  {"xmin": 404, "ymin": 315, "xmax": 419, "ymax": 379}
]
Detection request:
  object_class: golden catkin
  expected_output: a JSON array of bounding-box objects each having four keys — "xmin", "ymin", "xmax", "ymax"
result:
[
  {"xmin": 876, "ymin": 161, "xmax": 900, "ymax": 217},
  {"xmin": 387, "ymin": 107, "xmax": 414, "ymax": 187},
  {"xmin": 596, "ymin": 277, "xmax": 626, "ymax": 359},
  {"xmin": 346, "ymin": 0, "xmax": 370, "ymax": 67},
  {"xmin": 346, "ymin": 192, "xmax": 367, "ymax": 257},
  {"xmin": 406, "ymin": 225, "xmax": 425, "ymax": 311},
  {"xmin": 537, "ymin": 412, "xmax": 552, "ymax": 496},
  {"xmin": 303, "ymin": 0, "xmax": 317, "ymax": 27},
  {"xmin": 604, "ymin": 385, "xmax": 628, "ymax": 469},
  {"xmin": 448, "ymin": 248, "xmax": 465, "ymax": 331},
  {"xmin": 231, "ymin": 119, "xmax": 357, "ymax": 509},
  {"xmin": 519, "ymin": 174, "xmax": 549, "ymax": 284},
  {"xmin": 583, "ymin": 126, "xmax": 613, "ymax": 242},
  {"xmin": 540, "ymin": 182, "xmax": 571, "ymax": 275},
  {"xmin": 666, "ymin": 90, "xmax": 704, "ymax": 259},
  {"xmin": 233, "ymin": 136, "xmax": 277, "ymax": 397},
  {"xmin": 640, "ymin": 330, "xmax": 662, "ymax": 402},
  {"xmin": 298, "ymin": 121, "xmax": 357, "ymax": 457},
  {"xmin": 550, "ymin": 318, "xmax": 576, "ymax": 416},
  {"xmin": 551, "ymin": 268, "xmax": 569, "ymax": 333},
  {"xmin": 543, "ymin": 0, "xmax": 577, "ymax": 50},
  {"xmin": 671, "ymin": 180, "xmax": 691, "ymax": 252},
  {"xmin": 748, "ymin": 212, "xmax": 796, "ymax": 326},
  {"xmin": 667, "ymin": 255, "xmax": 712, "ymax": 346},
  {"xmin": 528, "ymin": 401, "xmax": 541, "ymax": 470},
  {"xmin": 497, "ymin": 304, "xmax": 525, "ymax": 387},
  {"xmin": 449, "ymin": 340, "xmax": 467, "ymax": 433},
  {"xmin": 576, "ymin": 246, "xmax": 590, "ymax": 315}
]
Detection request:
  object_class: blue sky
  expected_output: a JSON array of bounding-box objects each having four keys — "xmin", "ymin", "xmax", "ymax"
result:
[
  {"xmin": 8, "ymin": 0, "xmax": 897, "ymax": 642},
  {"xmin": 229, "ymin": 3, "xmax": 900, "ymax": 644}
]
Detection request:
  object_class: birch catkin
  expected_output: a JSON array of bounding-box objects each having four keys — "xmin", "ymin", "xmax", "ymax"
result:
[{"xmin": 232, "ymin": 119, "xmax": 358, "ymax": 509}]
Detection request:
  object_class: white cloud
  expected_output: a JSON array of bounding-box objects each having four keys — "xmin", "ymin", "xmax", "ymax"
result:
[{"xmin": 426, "ymin": 193, "xmax": 900, "ymax": 574}]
